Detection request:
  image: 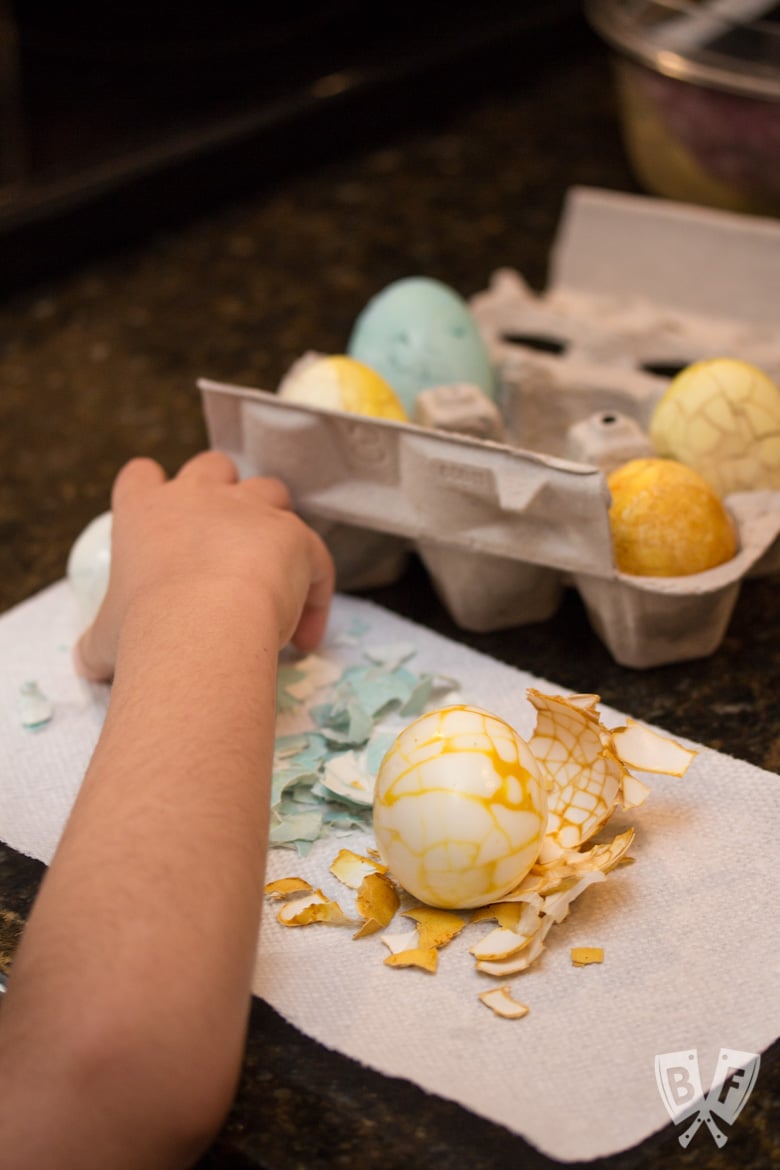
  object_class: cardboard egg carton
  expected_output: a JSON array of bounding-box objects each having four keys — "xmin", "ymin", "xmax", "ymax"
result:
[{"xmin": 199, "ymin": 187, "xmax": 780, "ymax": 669}]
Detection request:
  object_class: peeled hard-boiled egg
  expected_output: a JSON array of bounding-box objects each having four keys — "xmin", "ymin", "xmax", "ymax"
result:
[
  {"xmin": 372, "ymin": 705, "xmax": 548, "ymax": 909},
  {"xmin": 347, "ymin": 276, "xmax": 496, "ymax": 416}
]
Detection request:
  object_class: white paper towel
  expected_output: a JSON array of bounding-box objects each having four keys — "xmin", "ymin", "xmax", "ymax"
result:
[{"xmin": 1, "ymin": 581, "xmax": 778, "ymax": 1161}]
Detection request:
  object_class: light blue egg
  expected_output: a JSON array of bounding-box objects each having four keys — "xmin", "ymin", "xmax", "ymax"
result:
[{"xmin": 347, "ymin": 276, "xmax": 496, "ymax": 415}]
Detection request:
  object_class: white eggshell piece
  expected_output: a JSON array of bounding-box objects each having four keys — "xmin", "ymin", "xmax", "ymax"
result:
[{"xmin": 18, "ymin": 681, "xmax": 54, "ymax": 729}]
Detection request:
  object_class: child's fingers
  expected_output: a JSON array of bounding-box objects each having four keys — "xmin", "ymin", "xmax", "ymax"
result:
[
  {"xmin": 289, "ymin": 529, "xmax": 336, "ymax": 653},
  {"xmin": 240, "ymin": 475, "xmax": 294, "ymax": 511},
  {"xmin": 80, "ymin": 457, "xmax": 169, "ymax": 681},
  {"xmin": 73, "ymin": 609, "xmax": 116, "ymax": 682},
  {"xmin": 111, "ymin": 457, "xmax": 167, "ymax": 509},
  {"xmin": 175, "ymin": 450, "xmax": 239, "ymax": 485}
]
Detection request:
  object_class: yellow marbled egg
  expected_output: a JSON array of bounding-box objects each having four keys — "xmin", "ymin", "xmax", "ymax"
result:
[
  {"xmin": 278, "ymin": 354, "xmax": 408, "ymax": 421},
  {"xmin": 649, "ymin": 358, "xmax": 780, "ymax": 496},
  {"xmin": 607, "ymin": 457, "xmax": 737, "ymax": 576},
  {"xmin": 372, "ymin": 705, "xmax": 548, "ymax": 909}
]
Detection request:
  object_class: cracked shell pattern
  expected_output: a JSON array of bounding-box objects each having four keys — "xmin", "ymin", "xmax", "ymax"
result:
[
  {"xmin": 527, "ymin": 691, "xmax": 624, "ymax": 850},
  {"xmin": 650, "ymin": 358, "xmax": 780, "ymax": 496}
]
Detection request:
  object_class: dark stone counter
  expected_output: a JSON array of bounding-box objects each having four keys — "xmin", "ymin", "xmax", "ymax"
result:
[{"xmin": 0, "ymin": 9, "xmax": 778, "ymax": 1167}]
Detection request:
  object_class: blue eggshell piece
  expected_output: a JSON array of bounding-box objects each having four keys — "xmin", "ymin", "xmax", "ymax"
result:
[{"xmin": 347, "ymin": 276, "xmax": 496, "ymax": 415}]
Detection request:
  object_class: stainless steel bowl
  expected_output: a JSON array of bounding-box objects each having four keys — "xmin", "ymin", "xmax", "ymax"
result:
[{"xmin": 586, "ymin": 0, "xmax": 780, "ymax": 215}]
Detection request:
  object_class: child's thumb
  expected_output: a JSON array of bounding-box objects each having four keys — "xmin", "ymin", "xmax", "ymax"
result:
[{"xmin": 73, "ymin": 617, "xmax": 115, "ymax": 682}]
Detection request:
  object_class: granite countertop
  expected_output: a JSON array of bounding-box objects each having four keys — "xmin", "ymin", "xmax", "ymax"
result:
[{"xmin": 0, "ymin": 10, "xmax": 778, "ymax": 1168}]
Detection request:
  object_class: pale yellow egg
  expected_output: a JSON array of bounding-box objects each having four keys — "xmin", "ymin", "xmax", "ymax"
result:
[
  {"xmin": 649, "ymin": 358, "xmax": 780, "ymax": 496},
  {"xmin": 372, "ymin": 705, "xmax": 548, "ymax": 910},
  {"xmin": 278, "ymin": 354, "xmax": 408, "ymax": 421},
  {"xmin": 607, "ymin": 457, "xmax": 737, "ymax": 577}
]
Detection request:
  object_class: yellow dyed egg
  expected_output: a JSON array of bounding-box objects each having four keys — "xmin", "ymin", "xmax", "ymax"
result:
[
  {"xmin": 278, "ymin": 354, "xmax": 408, "ymax": 421},
  {"xmin": 607, "ymin": 457, "xmax": 737, "ymax": 576},
  {"xmin": 372, "ymin": 705, "xmax": 548, "ymax": 909},
  {"xmin": 650, "ymin": 358, "xmax": 780, "ymax": 496}
]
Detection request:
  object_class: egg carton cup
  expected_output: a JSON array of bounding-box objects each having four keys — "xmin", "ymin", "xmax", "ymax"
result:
[{"xmin": 198, "ymin": 187, "xmax": 780, "ymax": 669}]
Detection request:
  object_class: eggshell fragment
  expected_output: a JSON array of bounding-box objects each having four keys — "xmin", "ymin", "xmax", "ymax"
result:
[
  {"xmin": 533, "ymin": 830, "xmax": 636, "ymax": 893},
  {"xmin": 610, "ymin": 720, "xmax": 697, "ymax": 777},
  {"xmin": 320, "ymin": 752, "xmax": 375, "ymax": 806},
  {"xmin": 490, "ymin": 874, "xmax": 546, "ymax": 902},
  {"xmin": 474, "ymin": 929, "xmax": 549, "ymax": 977},
  {"xmin": 542, "ymin": 871, "xmax": 606, "ymax": 924},
  {"xmin": 381, "ymin": 928, "xmax": 420, "ymax": 955},
  {"xmin": 528, "ymin": 690, "xmax": 624, "ymax": 849},
  {"xmin": 264, "ymin": 876, "xmax": 314, "ymax": 899},
  {"xmin": 469, "ymin": 923, "xmax": 541, "ymax": 962},
  {"xmin": 329, "ymin": 847, "xmax": 388, "ymax": 890},
  {"xmin": 17, "ymin": 681, "xmax": 54, "ymax": 730},
  {"xmin": 384, "ymin": 947, "xmax": 439, "ymax": 973},
  {"xmin": 527, "ymin": 690, "xmax": 695, "ymax": 854},
  {"xmin": 619, "ymin": 771, "xmax": 651, "ymax": 811},
  {"xmin": 276, "ymin": 890, "xmax": 349, "ymax": 927},
  {"xmin": 574, "ymin": 829, "xmax": 636, "ymax": 875},
  {"xmin": 353, "ymin": 872, "xmax": 400, "ymax": 938},
  {"xmin": 478, "ymin": 986, "xmax": 530, "ymax": 1019},
  {"xmin": 571, "ymin": 947, "xmax": 604, "ymax": 966},
  {"xmin": 402, "ymin": 906, "xmax": 467, "ymax": 949},
  {"xmin": 471, "ymin": 898, "xmax": 544, "ymax": 928}
]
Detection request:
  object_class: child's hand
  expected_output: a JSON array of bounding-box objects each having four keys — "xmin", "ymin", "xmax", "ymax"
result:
[{"xmin": 74, "ymin": 451, "xmax": 335, "ymax": 681}]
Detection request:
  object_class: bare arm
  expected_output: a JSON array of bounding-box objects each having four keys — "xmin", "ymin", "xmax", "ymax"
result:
[{"xmin": 0, "ymin": 452, "xmax": 334, "ymax": 1170}]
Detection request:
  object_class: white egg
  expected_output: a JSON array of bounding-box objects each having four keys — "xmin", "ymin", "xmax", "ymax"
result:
[
  {"xmin": 372, "ymin": 705, "xmax": 548, "ymax": 909},
  {"xmin": 66, "ymin": 510, "xmax": 112, "ymax": 627}
]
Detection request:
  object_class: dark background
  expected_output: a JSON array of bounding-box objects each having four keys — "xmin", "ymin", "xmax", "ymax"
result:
[{"xmin": 2, "ymin": 0, "xmax": 582, "ymax": 291}]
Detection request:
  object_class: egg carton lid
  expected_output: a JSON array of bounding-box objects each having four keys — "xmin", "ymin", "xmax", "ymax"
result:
[
  {"xmin": 548, "ymin": 185, "xmax": 780, "ymax": 324},
  {"xmin": 472, "ymin": 186, "xmax": 780, "ymax": 396}
]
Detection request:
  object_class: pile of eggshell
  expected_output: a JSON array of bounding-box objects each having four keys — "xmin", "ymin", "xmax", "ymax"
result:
[
  {"xmin": 269, "ymin": 690, "xmax": 697, "ymax": 1019},
  {"xmin": 278, "ymin": 276, "xmax": 780, "ymax": 579}
]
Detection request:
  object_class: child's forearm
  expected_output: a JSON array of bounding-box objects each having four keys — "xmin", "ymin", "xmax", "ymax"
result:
[{"xmin": 0, "ymin": 581, "xmax": 279, "ymax": 1170}]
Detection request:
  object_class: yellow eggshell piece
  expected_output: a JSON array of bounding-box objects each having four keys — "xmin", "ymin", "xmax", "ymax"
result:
[
  {"xmin": 278, "ymin": 354, "xmax": 408, "ymax": 421},
  {"xmin": 571, "ymin": 946, "xmax": 604, "ymax": 967},
  {"xmin": 607, "ymin": 457, "xmax": 737, "ymax": 577},
  {"xmin": 372, "ymin": 705, "xmax": 548, "ymax": 910},
  {"xmin": 478, "ymin": 986, "xmax": 530, "ymax": 1019},
  {"xmin": 649, "ymin": 358, "xmax": 780, "ymax": 495}
]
